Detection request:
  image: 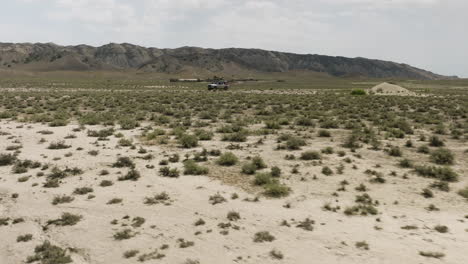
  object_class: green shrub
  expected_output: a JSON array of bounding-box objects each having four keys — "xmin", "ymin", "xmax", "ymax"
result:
[
  {"xmin": 52, "ymin": 195, "xmax": 74, "ymax": 205},
  {"xmin": 118, "ymin": 169, "xmax": 141, "ymax": 181},
  {"xmin": 429, "ymin": 136, "xmax": 444, "ymax": 147},
  {"xmin": 17, "ymin": 234, "xmax": 33, "ymax": 242},
  {"xmin": 112, "ymin": 156, "xmax": 135, "ymax": 168},
  {"xmin": 458, "ymin": 186, "xmax": 468, "ymax": 199},
  {"xmin": 183, "ymin": 160, "xmax": 208, "ymax": 175},
  {"xmin": 285, "ymin": 136, "xmax": 306, "ymax": 150},
  {"xmin": 26, "ymin": 241, "xmax": 72, "ymax": 264},
  {"xmin": 159, "ymin": 167, "xmax": 180, "ymax": 178},
  {"xmin": 318, "ymin": 129, "xmax": 331, "ymax": 137},
  {"xmin": 300, "ymin": 151, "xmax": 321, "ymax": 160},
  {"xmin": 321, "ymin": 166, "xmax": 333, "ymax": 176},
  {"xmin": 351, "ymin": 89, "xmax": 366, "ymax": 95},
  {"xmin": 47, "ymin": 213, "xmax": 82, "ymax": 226},
  {"xmin": 264, "ymin": 183, "xmax": 291, "ymax": 198},
  {"xmin": 222, "ymin": 131, "xmax": 248, "ymax": 142},
  {"xmin": 388, "ymin": 146, "xmax": 402, "ymax": 157},
  {"xmin": 0, "ymin": 153, "xmax": 17, "ymax": 166},
  {"xmin": 241, "ymin": 163, "xmax": 257, "ymax": 175},
  {"xmin": 217, "ymin": 152, "xmax": 238, "ymax": 166},
  {"xmin": 254, "ymin": 173, "xmax": 273, "ymax": 186},
  {"xmin": 430, "ymin": 148, "xmax": 454, "ymax": 165},
  {"xmin": 253, "ymin": 231, "xmax": 276, "ymax": 242},
  {"xmin": 73, "ymin": 187, "xmax": 93, "ymax": 195},
  {"xmin": 414, "ymin": 165, "xmax": 458, "ymax": 182},
  {"xmin": 179, "ymin": 134, "xmax": 198, "ymax": 148},
  {"xmin": 399, "ymin": 158, "xmax": 413, "ymax": 168},
  {"xmin": 271, "ymin": 166, "xmax": 281, "ymax": 177},
  {"xmin": 47, "ymin": 141, "xmax": 71, "ymax": 150},
  {"xmin": 252, "ymin": 156, "xmax": 267, "ymax": 169}
]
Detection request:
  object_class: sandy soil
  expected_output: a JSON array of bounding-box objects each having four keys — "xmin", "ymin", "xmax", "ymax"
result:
[
  {"xmin": 369, "ymin": 82, "xmax": 417, "ymax": 96},
  {"xmin": 0, "ymin": 120, "xmax": 467, "ymax": 264}
]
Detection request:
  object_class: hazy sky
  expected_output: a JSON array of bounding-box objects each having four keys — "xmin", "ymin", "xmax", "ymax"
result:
[{"xmin": 2, "ymin": 0, "xmax": 467, "ymax": 77}]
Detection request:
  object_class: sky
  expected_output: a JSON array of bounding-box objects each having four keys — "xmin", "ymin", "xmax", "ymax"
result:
[{"xmin": 1, "ymin": 0, "xmax": 467, "ymax": 77}]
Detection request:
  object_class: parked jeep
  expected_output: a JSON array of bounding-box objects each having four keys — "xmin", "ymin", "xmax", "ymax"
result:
[{"xmin": 208, "ymin": 81, "xmax": 229, "ymax": 90}]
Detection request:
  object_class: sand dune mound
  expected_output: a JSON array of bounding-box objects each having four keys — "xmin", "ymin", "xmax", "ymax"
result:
[{"xmin": 370, "ymin": 82, "xmax": 415, "ymax": 96}]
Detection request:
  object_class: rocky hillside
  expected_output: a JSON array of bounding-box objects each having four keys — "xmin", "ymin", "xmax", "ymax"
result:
[{"xmin": 0, "ymin": 42, "xmax": 453, "ymax": 79}]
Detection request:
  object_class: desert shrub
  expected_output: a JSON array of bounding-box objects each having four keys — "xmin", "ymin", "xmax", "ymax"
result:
[
  {"xmin": 179, "ymin": 134, "xmax": 198, "ymax": 148},
  {"xmin": 17, "ymin": 234, "xmax": 33, "ymax": 242},
  {"xmin": 47, "ymin": 213, "xmax": 82, "ymax": 226},
  {"xmin": 194, "ymin": 129, "xmax": 214, "ymax": 140},
  {"xmin": 417, "ymin": 145, "xmax": 430, "ymax": 154},
  {"xmin": 113, "ymin": 229, "xmax": 135, "ymax": 240},
  {"xmin": 241, "ymin": 163, "xmax": 257, "ymax": 175},
  {"xmin": 318, "ymin": 129, "xmax": 331, "ymax": 137},
  {"xmin": 300, "ymin": 151, "xmax": 321, "ymax": 160},
  {"xmin": 351, "ymin": 89, "xmax": 366, "ymax": 95},
  {"xmin": 429, "ymin": 181, "xmax": 450, "ymax": 192},
  {"xmin": 123, "ymin": 250, "xmax": 139, "ymax": 259},
  {"xmin": 430, "ymin": 148, "xmax": 454, "ymax": 165},
  {"xmin": 26, "ymin": 241, "xmax": 72, "ymax": 264},
  {"xmin": 388, "ymin": 146, "xmax": 402, "ymax": 157},
  {"xmin": 222, "ymin": 130, "xmax": 248, "ymax": 142},
  {"xmin": 321, "ymin": 147, "xmax": 334, "ymax": 154},
  {"xmin": 434, "ymin": 225, "xmax": 449, "ymax": 233},
  {"xmin": 166, "ymin": 154, "xmax": 179, "ymax": 163},
  {"xmin": 295, "ymin": 116, "xmax": 315, "ymax": 127},
  {"xmin": 217, "ymin": 152, "xmax": 238, "ymax": 166},
  {"xmin": 112, "ymin": 156, "xmax": 135, "ymax": 168},
  {"xmin": 342, "ymin": 134, "xmax": 361, "ymax": 149},
  {"xmin": 119, "ymin": 118, "xmax": 138, "ymax": 130},
  {"xmin": 99, "ymin": 180, "xmax": 113, "ymax": 187},
  {"xmin": 87, "ymin": 128, "xmax": 114, "ymax": 138},
  {"xmin": 264, "ymin": 182, "xmax": 291, "ymax": 198},
  {"xmin": 118, "ymin": 138, "xmax": 133, "ymax": 147},
  {"xmin": 227, "ymin": 211, "xmax": 241, "ymax": 221},
  {"xmin": 419, "ymin": 251, "xmax": 445, "ymax": 259},
  {"xmin": 183, "ymin": 160, "xmax": 208, "ymax": 175},
  {"xmin": 209, "ymin": 193, "xmax": 226, "ymax": 205},
  {"xmin": 422, "ymin": 188, "xmax": 434, "ymax": 198},
  {"xmin": 414, "ymin": 165, "xmax": 458, "ymax": 182},
  {"xmin": 47, "ymin": 141, "xmax": 71, "ymax": 150},
  {"xmin": 253, "ymin": 231, "xmax": 275, "ymax": 242},
  {"xmin": 251, "ymin": 156, "xmax": 267, "ymax": 169},
  {"xmin": 159, "ymin": 167, "xmax": 180, "ymax": 178},
  {"xmin": 73, "ymin": 187, "xmax": 93, "ymax": 195},
  {"xmin": 344, "ymin": 205, "xmax": 378, "ymax": 216},
  {"xmin": 265, "ymin": 120, "xmax": 281, "ymax": 129},
  {"xmin": 399, "ymin": 158, "xmax": 413, "ymax": 168},
  {"xmin": 355, "ymin": 241, "xmax": 369, "ymax": 250},
  {"xmin": 0, "ymin": 153, "xmax": 17, "ymax": 166},
  {"xmin": 254, "ymin": 173, "xmax": 273, "ymax": 186},
  {"xmin": 458, "ymin": 186, "xmax": 468, "ymax": 199},
  {"xmin": 285, "ymin": 136, "xmax": 306, "ymax": 150},
  {"xmin": 144, "ymin": 192, "xmax": 170, "ymax": 205},
  {"xmin": 270, "ymin": 250, "xmax": 284, "ymax": 260},
  {"xmin": 107, "ymin": 198, "xmax": 123, "ymax": 204},
  {"xmin": 429, "ymin": 136, "xmax": 444, "ymax": 147},
  {"xmin": 321, "ymin": 166, "xmax": 334, "ymax": 176},
  {"xmin": 271, "ymin": 166, "xmax": 281, "ymax": 177},
  {"xmin": 118, "ymin": 169, "xmax": 141, "ymax": 181},
  {"xmin": 52, "ymin": 195, "xmax": 74, "ymax": 205}
]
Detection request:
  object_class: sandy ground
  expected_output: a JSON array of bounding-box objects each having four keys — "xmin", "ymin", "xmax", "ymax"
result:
[
  {"xmin": 0, "ymin": 120, "xmax": 467, "ymax": 264},
  {"xmin": 369, "ymin": 82, "xmax": 417, "ymax": 96}
]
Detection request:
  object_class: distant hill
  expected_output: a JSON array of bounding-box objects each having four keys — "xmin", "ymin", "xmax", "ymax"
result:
[{"xmin": 0, "ymin": 42, "xmax": 456, "ymax": 79}]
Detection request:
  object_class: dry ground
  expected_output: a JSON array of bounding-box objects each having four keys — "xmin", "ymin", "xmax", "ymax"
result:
[{"xmin": 1, "ymin": 118, "xmax": 467, "ymax": 264}]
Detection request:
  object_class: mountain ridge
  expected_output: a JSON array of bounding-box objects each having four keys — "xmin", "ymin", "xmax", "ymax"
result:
[{"xmin": 0, "ymin": 42, "xmax": 456, "ymax": 80}]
